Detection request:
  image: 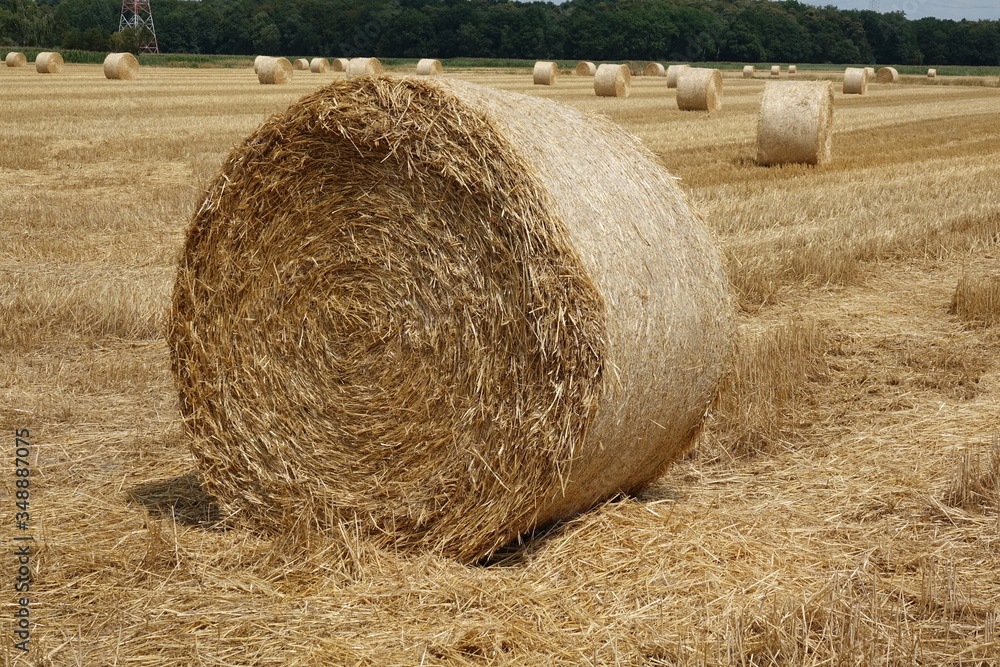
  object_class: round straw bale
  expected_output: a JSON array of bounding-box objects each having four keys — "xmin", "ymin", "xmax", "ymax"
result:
[
  {"xmin": 864, "ymin": 67, "xmax": 875, "ymax": 79},
  {"xmin": 876, "ymin": 66, "xmax": 899, "ymax": 83},
  {"xmin": 770, "ymin": 65, "xmax": 780, "ymax": 77},
  {"xmin": 168, "ymin": 76, "xmax": 732, "ymax": 563},
  {"xmin": 103, "ymin": 52, "xmax": 139, "ymax": 80},
  {"xmin": 310, "ymin": 58, "xmax": 330, "ymax": 73},
  {"xmin": 644, "ymin": 62, "xmax": 665, "ymax": 77},
  {"xmin": 665, "ymin": 63, "xmax": 690, "ymax": 88},
  {"xmin": 756, "ymin": 80, "xmax": 834, "ymax": 167},
  {"xmin": 788, "ymin": 65, "xmax": 797, "ymax": 74},
  {"xmin": 347, "ymin": 57, "xmax": 383, "ymax": 78},
  {"xmin": 575, "ymin": 61, "xmax": 596, "ymax": 76},
  {"xmin": 593, "ymin": 63, "xmax": 630, "ymax": 97},
  {"xmin": 332, "ymin": 58, "xmax": 349, "ymax": 72},
  {"xmin": 533, "ymin": 61, "xmax": 558, "ymax": 85},
  {"xmin": 742, "ymin": 65, "xmax": 755, "ymax": 78},
  {"xmin": 253, "ymin": 55, "xmax": 268, "ymax": 73},
  {"xmin": 676, "ymin": 67, "xmax": 723, "ymax": 111},
  {"xmin": 842, "ymin": 67, "xmax": 868, "ymax": 95},
  {"xmin": 927, "ymin": 68, "xmax": 937, "ymax": 78},
  {"xmin": 5, "ymin": 52, "xmax": 27, "ymax": 67},
  {"xmin": 293, "ymin": 58, "xmax": 309, "ymax": 71},
  {"xmin": 257, "ymin": 57, "xmax": 292, "ymax": 84},
  {"xmin": 35, "ymin": 52, "xmax": 63, "ymax": 74},
  {"xmin": 415, "ymin": 58, "xmax": 443, "ymax": 76}
]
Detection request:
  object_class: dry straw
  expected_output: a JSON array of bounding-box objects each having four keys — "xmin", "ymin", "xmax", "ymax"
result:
[
  {"xmin": 594, "ymin": 63, "xmax": 630, "ymax": 97},
  {"xmin": 35, "ymin": 52, "xmax": 63, "ymax": 74},
  {"xmin": 533, "ymin": 61, "xmax": 558, "ymax": 85},
  {"xmin": 842, "ymin": 67, "xmax": 869, "ymax": 95},
  {"xmin": 788, "ymin": 65, "xmax": 797, "ymax": 74},
  {"xmin": 756, "ymin": 80, "xmax": 834, "ymax": 166},
  {"xmin": 644, "ymin": 62, "xmax": 665, "ymax": 77},
  {"xmin": 293, "ymin": 58, "xmax": 309, "ymax": 71},
  {"xmin": 168, "ymin": 76, "xmax": 732, "ymax": 564},
  {"xmin": 253, "ymin": 55, "xmax": 267, "ymax": 73},
  {"xmin": 103, "ymin": 52, "xmax": 139, "ymax": 80},
  {"xmin": 347, "ymin": 57, "xmax": 383, "ymax": 78},
  {"xmin": 927, "ymin": 68, "xmax": 937, "ymax": 78},
  {"xmin": 415, "ymin": 59, "xmax": 443, "ymax": 76},
  {"xmin": 876, "ymin": 66, "xmax": 899, "ymax": 83},
  {"xmin": 310, "ymin": 58, "xmax": 329, "ymax": 73},
  {"xmin": 332, "ymin": 58, "xmax": 349, "ymax": 72},
  {"xmin": 257, "ymin": 57, "xmax": 292, "ymax": 84},
  {"xmin": 575, "ymin": 61, "xmax": 596, "ymax": 76},
  {"xmin": 950, "ymin": 272, "xmax": 1000, "ymax": 327},
  {"xmin": 5, "ymin": 52, "xmax": 26, "ymax": 67},
  {"xmin": 743, "ymin": 65, "xmax": 755, "ymax": 78},
  {"xmin": 665, "ymin": 63, "xmax": 690, "ymax": 88},
  {"xmin": 864, "ymin": 66, "xmax": 875, "ymax": 78},
  {"xmin": 676, "ymin": 67, "xmax": 723, "ymax": 111},
  {"xmin": 770, "ymin": 65, "xmax": 781, "ymax": 76}
]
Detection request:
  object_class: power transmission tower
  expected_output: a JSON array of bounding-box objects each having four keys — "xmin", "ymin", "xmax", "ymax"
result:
[
  {"xmin": 869, "ymin": 0, "xmax": 880, "ymax": 12},
  {"xmin": 119, "ymin": 0, "xmax": 159, "ymax": 53}
]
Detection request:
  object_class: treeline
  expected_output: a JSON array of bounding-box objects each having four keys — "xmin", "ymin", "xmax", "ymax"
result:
[{"xmin": 4, "ymin": 0, "xmax": 1000, "ymax": 66}]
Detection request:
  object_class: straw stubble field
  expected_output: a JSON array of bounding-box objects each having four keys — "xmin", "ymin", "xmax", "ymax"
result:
[{"xmin": 1, "ymin": 63, "xmax": 999, "ymax": 664}]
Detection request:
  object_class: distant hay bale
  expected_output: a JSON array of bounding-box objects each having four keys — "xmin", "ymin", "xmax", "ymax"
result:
[
  {"xmin": 676, "ymin": 67, "xmax": 723, "ymax": 111},
  {"xmin": 743, "ymin": 65, "xmax": 755, "ymax": 78},
  {"xmin": 575, "ymin": 61, "xmax": 596, "ymax": 76},
  {"xmin": 788, "ymin": 65, "xmax": 797, "ymax": 74},
  {"xmin": 950, "ymin": 273, "xmax": 1000, "ymax": 327},
  {"xmin": 5, "ymin": 52, "xmax": 27, "ymax": 68},
  {"xmin": 665, "ymin": 63, "xmax": 690, "ymax": 88},
  {"xmin": 876, "ymin": 66, "xmax": 899, "ymax": 83},
  {"xmin": 332, "ymin": 58, "xmax": 349, "ymax": 72},
  {"xmin": 644, "ymin": 62, "xmax": 665, "ymax": 77},
  {"xmin": 842, "ymin": 67, "xmax": 869, "ymax": 95},
  {"xmin": 103, "ymin": 53, "xmax": 139, "ymax": 80},
  {"xmin": 293, "ymin": 58, "xmax": 309, "ymax": 71},
  {"xmin": 864, "ymin": 67, "xmax": 875, "ymax": 79},
  {"xmin": 35, "ymin": 52, "xmax": 63, "ymax": 74},
  {"xmin": 257, "ymin": 57, "xmax": 292, "ymax": 84},
  {"xmin": 168, "ymin": 76, "xmax": 732, "ymax": 564},
  {"xmin": 347, "ymin": 57, "xmax": 383, "ymax": 78},
  {"xmin": 415, "ymin": 59, "xmax": 443, "ymax": 76},
  {"xmin": 533, "ymin": 61, "xmax": 558, "ymax": 85},
  {"xmin": 927, "ymin": 68, "xmax": 937, "ymax": 78},
  {"xmin": 770, "ymin": 65, "xmax": 780, "ymax": 77},
  {"xmin": 756, "ymin": 80, "xmax": 834, "ymax": 167},
  {"xmin": 594, "ymin": 63, "xmax": 630, "ymax": 97},
  {"xmin": 310, "ymin": 58, "xmax": 329, "ymax": 73}
]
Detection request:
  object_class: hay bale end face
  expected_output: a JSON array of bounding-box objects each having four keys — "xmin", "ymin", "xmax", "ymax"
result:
[
  {"xmin": 644, "ymin": 62, "xmax": 665, "ymax": 77},
  {"xmin": 103, "ymin": 53, "xmax": 139, "ymax": 80},
  {"xmin": 927, "ymin": 68, "xmax": 937, "ymax": 78},
  {"xmin": 594, "ymin": 63, "xmax": 630, "ymax": 97},
  {"xmin": 665, "ymin": 63, "xmax": 690, "ymax": 88},
  {"xmin": 310, "ymin": 58, "xmax": 330, "ymax": 73},
  {"xmin": 332, "ymin": 58, "xmax": 349, "ymax": 72},
  {"xmin": 253, "ymin": 55, "xmax": 267, "ymax": 73},
  {"xmin": 770, "ymin": 65, "xmax": 780, "ymax": 77},
  {"xmin": 168, "ymin": 76, "xmax": 732, "ymax": 563},
  {"xmin": 415, "ymin": 59, "xmax": 443, "ymax": 76},
  {"xmin": 575, "ymin": 61, "xmax": 596, "ymax": 76},
  {"xmin": 676, "ymin": 67, "xmax": 723, "ymax": 111},
  {"xmin": 533, "ymin": 61, "xmax": 558, "ymax": 85},
  {"xmin": 35, "ymin": 52, "xmax": 64, "ymax": 74},
  {"xmin": 347, "ymin": 57, "xmax": 383, "ymax": 78},
  {"xmin": 842, "ymin": 67, "xmax": 868, "ymax": 95},
  {"xmin": 743, "ymin": 65, "xmax": 755, "ymax": 78},
  {"xmin": 756, "ymin": 80, "xmax": 834, "ymax": 167},
  {"xmin": 257, "ymin": 57, "xmax": 293, "ymax": 84},
  {"xmin": 5, "ymin": 52, "xmax": 27, "ymax": 67},
  {"xmin": 876, "ymin": 66, "xmax": 899, "ymax": 83}
]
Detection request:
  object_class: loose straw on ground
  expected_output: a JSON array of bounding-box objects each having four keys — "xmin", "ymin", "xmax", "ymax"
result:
[
  {"xmin": 348, "ymin": 58, "xmax": 383, "ymax": 78},
  {"xmin": 104, "ymin": 53, "xmax": 139, "ymax": 80},
  {"xmin": 533, "ymin": 61, "xmax": 558, "ymax": 85},
  {"xmin": 876, "ymin": 67, "xmax": 899, "ymax": 83},
  {"xmin": 843, "ymin": 67, "xmax": 868, "ymax": 95},
  {"xmin": 310, "ymin": 58, "xmax": 329, "ymax": 73},
  {"xmin": 594, "ymin": 64, "xmax": 630, "ymax": 97},
  {"xmin": 35, "ymin": 52, "xmax": 63, "ymax": 74},
  {"xmin": 415, "ymin": 59, "xmax": 443, "ymax": 76},
  {"xmin": 576, "ymin": 61, "xmax": 596, "ymax": 76},
  {"xmin": 6, "ymin": 52, "xmax": 26, "ymax": 67},
  {"xmin": 168, "ymin": 76, "xmax": 732, "ymax": 564},
  {"xmin": 257, "ymin": 57, "xmax": 292, "ymax": 84},
  {"xmin": 644, "ymin": 62, "xmax": 664, "ymax": 77},
  {"xmin": 743, "ymin": 65, "xmax": 755, "ymax": 78},
  {"xmin": 676, "ymin": 68, "xmax": 722, "ymax": 111},
  {"xmin": 756, "ymin": 80, "xmax": 834, "ymax": 166},
  {"xmin": 332, "ymin": 58, "xmax": 348, "ymax": 72},
  {"xmin": 665, "ymin": 64, "xmax": 690, "ymax": 88}
]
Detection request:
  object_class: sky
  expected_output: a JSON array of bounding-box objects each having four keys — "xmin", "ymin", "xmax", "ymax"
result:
[{"xmin": 820, "ymin": 0, "xmax": 1000, "ymax": 21}]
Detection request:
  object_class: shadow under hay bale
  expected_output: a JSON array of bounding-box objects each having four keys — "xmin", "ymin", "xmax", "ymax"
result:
[{"xmin": 128, "ymin": 471, "xmax": 222, "ymax": 527}]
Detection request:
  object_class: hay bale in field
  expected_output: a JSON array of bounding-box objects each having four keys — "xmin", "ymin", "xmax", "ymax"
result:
[
  {"xmin": 347, "ymin": 57, "xmax": 383, "ymax": 78},
  {"xmin": 293, "ymin": 58, "xmax": 309, "ymax": 71},
  {"xmin": 35, "ymin": 52, "xmax": 63, "ymax": 74},
  {"xmin": 756, "ymin": 80, "xmax": 834, "ymax": 166},
  {"xmin": 676, "ymin": 67, "xmax": 722, "ymax": 111},
  {"xmin": 864, "ymin": 67, "xmax": 875, "ymax": 79},
  {"xmin": 103, "ymin": 53, "xmax": 139, "ymax": 80},
  {"xmin": 743, "ymin": 65, "xmax": 755, "ymax": 78},
  {"xmin": 332, "ymin": 58, "xmax": 349, "ymax": 72},
  {"xmin": 770, "ymin": 65, "xmax": 780, "ymax": 77},
  {"xmin": 927, "ymin": 68, "xmax": 937, "ymax": 78},
  {"xmin": 665, "ymin": 63, "xmax": 689, "ymax": 88},
  {"xmin": 415, "ymin": 59, "xmax": 443, "ymax": 76},
  {"xmin": 594, "ymin": 63, "xmax": 630, "ymax": 97},
  {"xmin": 575, "ymin": 61, "xmax": 596, "ymax": 76},
  {"xmin": 788, "ymin": 65, "xmax": 797, "ymax": 74},
  {"xmin": 257, "ymin": 57, "xmax": 292, "ymax": 84},
  {"xmin": 168, "ymin": 76, "xmax": 732, "ymax": 564},
  {"xmin": 533, "ymin": 61, "xmax": 558, "ymax": 85},
  {"xmin": 310, "ymin": 58, "xmax": 330, "ymax": 73},
  {"xmin": 644, "ymin": 62, "xmax": 665, "ymax": 77},
  {"xmin": 6, "ymin": 52, "xmax": 27, "ymax": 67},
  {"xmin": 876, "ymin": 66, "xmax": 899, "ymax": 83},
  {"xmin": 842, "ymin": 67, "xmax": 868, "ymax": 95},
  {"xmin": 253, "ymin": 55, "xmax": 267, "ymax": 73}
]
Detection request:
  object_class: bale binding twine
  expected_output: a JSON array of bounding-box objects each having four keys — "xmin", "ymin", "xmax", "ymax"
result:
[
  {"xmin": 104, "ymin": 53, "xmax": 139, "ymax": 80},
  {"xmin": 168, "ymin": 76, "xmax": 732, "ymax": 563},
  {"xmin": 594, "ymin": 63, "xmax": 630, "ymax": 97},
  {"xmin": 756, "ymin": 80, "xmax": 834, "ymax": 167},
  {"xmin": 35, "ymin": 52, "xmax": 63, "ymax": 74}
]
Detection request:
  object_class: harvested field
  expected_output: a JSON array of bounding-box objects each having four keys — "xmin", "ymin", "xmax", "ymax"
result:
[{"xmin": 1, "ymin": 64, "xmax": 999, "ymax": 665}]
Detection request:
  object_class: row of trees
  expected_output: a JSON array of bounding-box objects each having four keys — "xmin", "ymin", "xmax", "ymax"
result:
[{"xmin": 4, "ymin": 0, "xmax": 1000, "ymax": 66}]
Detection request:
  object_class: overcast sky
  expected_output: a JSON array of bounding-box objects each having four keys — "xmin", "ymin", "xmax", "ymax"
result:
[{"xmin": 820, "ymin": 0, "xmax": 1000, "ymax": 21}]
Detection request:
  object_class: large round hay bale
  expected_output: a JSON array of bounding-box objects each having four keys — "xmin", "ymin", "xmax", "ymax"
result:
[
  {"xmin": 876, "ymin": 66, "xmax": 899, "ymax": 83},
  {"xmin": 927, "ymin": 68, "xmax": 937, "ymax": 78},
  {"xmin": 770, "ymin": 65, "xmax": 780, "ymax": 77},
  {"xmin": 310, "ymin": 58, "xmax": 330, "ymax": 73},
  {"xmin": 5, "ymin": 52, "xmax": 26, "ymax": 67},
  {"xmin": 168, "ymin": 76, "xmax": 732, "ymax": 564},
  {"xmin": 644, "ymin": 62, "xmax": 665, "ymax": 77},
  {"xmin": 103, "ymin": 53, "xmax": 139, "ymax": 80},
  {"xmin": 35, "ymin": 52, "xmax": 63, "ymax": 74},
  {"xmin": 665, "ymin": 63, "xmax": 690, "ymax": 88},
  {"xmin": 842, "ymin": 67, "xmax": 868, "ymax": 95},
  {"xmin": 332, "ymin": 58, "xmax": 349, "ymax": 72},
  {"xmin": 257, "ymin": 57, "xmax": 292, "ymax": 84},
  {"xmin": 742, "ymin": 65, "xmax": 755, "ymax": 78},
  {"xmin": 533, "ymin": 61, "xmax": 558, "ymax": 85},
  {"xmin": 676, "ymin": 67, "xmax": 723, "ymax": 111},
  {"xmin": 293, "ymin": 58, "xmax": 309, "ymax": 71},
  {"xmin": 253, "ymin": 55, "xmax": 268, "ymax": 73},
  {"xmin": 415, "ymin": 58, "xmax": 443, "ymax": 76},
  {"xmin": 788, "ymin": 65, "xmax": 797, "ymax": 74},
  {"xmin": 864, "ymin": 67, "xmax": 875, "ymax": 79},
  {"xmin": 347, "ymin": 57, "xmax": 383, "ymax": 78},
  {"xmin": 756, "ymin": 80, "xmax": 834, "ymax": 167},
  {"xmin": 575, "ymin": 61, "xmax": 596, "ymax": 76},
  {"xmin": 593, "ymin": 63, "xmax": 630, "ymax": 97}
]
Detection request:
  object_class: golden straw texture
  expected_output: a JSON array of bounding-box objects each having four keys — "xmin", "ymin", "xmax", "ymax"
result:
[
  {"xmin": 415, "ymin": 59, "xmax": 443, "ymax": 76},
  {"xmin": 253, "ymin": 55, "xmax": 267, "ymax": 73},
  {"xmin": 864, "ymin": 66, "xmax": 875, "ymax": 78},
  {"xmin": 310, "ymin": 58, "xmax": 330, "ymax": 73},
  {"xmin": 756, "ymin": 80, "xmax": 834, "ymax": 167},
  {"xmin": 770, "ymin": 65, "xmax": 781, "ymax": 77},
  {"xmin": 257, "ymin": 57, "xmax": 292, "ymax": 84},
  {"xmin": 103, "ymin": 52, "xmax": 139, "ymax": 80},
  {"xmin": 575, "ymin": 61, "xmax": 596, "ymax": 76},
  {"xmin": 665, "ymin": 63, "xmax": 689, "ymax": 88},
  {"xmin": 594, "ymin": 63, "xmax": 630, "ymax": 97},
  {"xmin": 293, "ymin": 58, "xmax": 309, "ymax": 71},
  {"xmin": 35, "ymin": 52, "xmax": 63, "ymax": 74},
  {"xmin": 332, "ymin": 58, "xmax": 349, "ymax": 72},
  {"xmin": 533, "ymin": 61, "xmax": 558, "ymax": 85},
  {"xmin": 168, "ymin": 76, "xmax": 732, "ymax": 564},
  {"xmin": 743, "ymin": 65, "xmax": 755, "ymax": 78},
  {"xmin": 5, "ymin": 52, "xmax": 26, "ymax": 67},
  {"xmin": 843, "ymin": 67, "xmax": 869, "ymax": 95},
  {"xmin": 927, "ymin": 68, "xmax": 937, "ymax": 78},
  {"xmin": 950, "ymin": 273, "xmax": 1000, "ymax": 326},
  {"xmin": 676, "ymin": 67, "xmax": 723, "ymax": 111},
  {"xmin": 644, "ymin": 62, "xmax": 664, "ymax": 77},
  {"xmin": 347, "ymin": 58, "xmax": 383, "ymax": 78},
  {"xmin": 876, "ymin": 67, "xmax": 899, "ymax": 83},
  {"xmin": 788, "ymin": 65, "xmax": 797, "ymax": 74}
]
